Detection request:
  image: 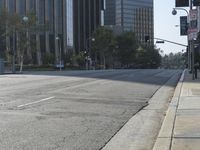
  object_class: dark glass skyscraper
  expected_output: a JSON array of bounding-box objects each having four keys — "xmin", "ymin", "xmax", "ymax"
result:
[
  {"xmin": 73, "ymin": 0, "xmax": 105, "ymax": 53},
  {"xmin": 105, "ymin": 0, "xmax": 154, "ymax": 45},
  {"xmin": 104, "ymin": 0, "xmax": 115, "ymax": 25}
]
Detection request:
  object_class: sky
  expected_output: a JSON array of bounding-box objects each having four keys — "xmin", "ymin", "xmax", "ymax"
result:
[{"xmin": 154, "ymin": 0, "xmax": 188, "ymax": 54}]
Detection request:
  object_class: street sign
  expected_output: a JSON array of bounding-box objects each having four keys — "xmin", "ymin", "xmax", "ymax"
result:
[
  {"xmin": 176, "ymin": 0, "xmax": 189, "ymax": 7},
  {"xmin": 156, "ymin": 41, "xmax": 164, "ymax": 43},
  {"xmin": 188, "ymin": 9, "xmax": 198, "ymax": 40},
  {"xmin": 180, "ymin": 16, "xmax": 188, "ymax": 36}
]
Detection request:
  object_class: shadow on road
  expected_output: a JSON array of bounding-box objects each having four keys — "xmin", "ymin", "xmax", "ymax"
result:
[{"xmin": 22, "ymin": 69, "xmax": 182, "ymax": 87}]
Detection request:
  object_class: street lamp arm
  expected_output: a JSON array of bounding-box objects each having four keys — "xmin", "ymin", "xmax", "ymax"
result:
[
  {"xmin": 155, "ymin": 37, "xmax": 187, "ymax": 47},
  {"xmin": 172, "ymin": 8, "xmax": 189, "ymax": 15}
]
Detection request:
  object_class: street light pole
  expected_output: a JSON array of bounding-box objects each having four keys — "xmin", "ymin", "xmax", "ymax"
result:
[
  {"xmin": 12, "ymin": 29, "xmax": 16, "ymax": 74},
  {"xmin": 189, "ymin": 0, "xmax": 195, "ymax": 80},
  {"xmin": 172, "ymin": 8, "xmax": 190, "ymax": 69},
  {"xmin": 85, "ymin": 37, "xmax": 95, "ymax": 70},
  {"xmin": 56, "ymin": 36, "xmax": 62, "ymax": 71}
]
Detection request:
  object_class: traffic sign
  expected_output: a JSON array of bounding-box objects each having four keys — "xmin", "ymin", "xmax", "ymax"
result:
[{"xmin": 188, "ymin": 9, "xmax": 198, "ymax": 40}]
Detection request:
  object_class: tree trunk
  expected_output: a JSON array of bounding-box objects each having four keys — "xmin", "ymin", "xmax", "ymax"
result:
[
  {"xmin": 19, "ymin": 55, "xmax": 24, "ymax": 73},
  {"xmin": 103, "ymin": 54, "xmax": 106, "ymax": 70}
]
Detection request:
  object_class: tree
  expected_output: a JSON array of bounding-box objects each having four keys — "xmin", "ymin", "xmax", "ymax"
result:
[
  {"xmin": 135, "ymin": 45, "xmax": 161, "ymax": 69},
  {"xmin": 91, "ymin": 27, "xmax": 116, "ymax": 69},
  {"xmin": 15, "ymin": 11, "xmax": 38, "ymax": 72},
  {"xmin": 161, "ymin": 52, "xmax": 186, "ymax": 69},
  {"xmin": 0, "ymin": 9, "xmax": 47, "ymax": 72},
  {"xmin": 115, "ymin": 32, "xmax": 138, "ymax": 67},
  {"xmin": 0, "ymin": 8, "xmax": 9, "ymax": 58}
]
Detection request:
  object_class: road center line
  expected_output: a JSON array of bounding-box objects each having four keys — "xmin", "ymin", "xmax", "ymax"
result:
[{"xmin": 17, "ymin": 96, "xmax": 55, "ymax": 108}]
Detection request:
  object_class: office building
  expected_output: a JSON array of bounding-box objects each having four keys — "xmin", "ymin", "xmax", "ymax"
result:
[
  {"xmin": 105, "ymin": 0, "xmax": 154, "ymax": 45},
  {"xmin": 1, "ymin": 0, "xmax": 74, "ymax": 65},
  {"xmin": 73, "ymin": 0, "xmax": 105, "ymax": 53},
  {"xmin": 0, "ymin": 0, "xmax": 105, "ymax": 64},
  {"xmin": 104, "ymin": 0, "xmax": 115, "ymax": 25}
]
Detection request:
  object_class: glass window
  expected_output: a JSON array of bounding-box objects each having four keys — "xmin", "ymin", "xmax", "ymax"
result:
[{"xmin": 66, "ymin": 0, "xmax": 73, "ymax": 47}]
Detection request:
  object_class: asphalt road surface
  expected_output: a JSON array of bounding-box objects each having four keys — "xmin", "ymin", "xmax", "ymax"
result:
[{"xmin": 0, "ymin": 69, "xmax": 180, "ymax": 150}]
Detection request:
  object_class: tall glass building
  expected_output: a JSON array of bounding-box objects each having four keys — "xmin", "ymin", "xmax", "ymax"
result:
[
  {"xmin": 104, "ymin": 0, "xmax": 115, "ymax": 25},
  {"xmin": 73, "ymin": 0, "xmax": 105, "ymax": 53},
  {"xmin": 105, "ymin": 0, "xmax": 154, "ymax": 45},
  {"xmin": 1, "ymin": 0, "xmax": 74, "ymax": 65}
]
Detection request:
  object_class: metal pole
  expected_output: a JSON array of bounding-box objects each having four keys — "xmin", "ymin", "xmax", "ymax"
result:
[
  {"xmin": 85, "ymin": 38, "xmax": 89, "ymax": 70},
  {"xmin": 172, "ymin": 8, "xmax": 190, "ymax": 70},
  {"xmin": 59, "ymin": 39, "xmax": 62, "ymax": 71},
  {"xmin": 12, "ymin": 31, "xmax": 16, "ymax": 74},
  {"xmin": 191, "ymin": 40, "xmax": 195, "ymax": 80},
  {"xmin": 190, "ymin": 0, "xmax": 193, "ymax": 10},
  {"xmin": 189, "ymin": 0, "xmax": 195, "ymax": 79}
]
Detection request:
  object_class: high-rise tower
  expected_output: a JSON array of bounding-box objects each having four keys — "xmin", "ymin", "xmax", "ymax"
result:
[{"xmin": 105, "ymin": 0, "xmax": 154, "ymax": 45}]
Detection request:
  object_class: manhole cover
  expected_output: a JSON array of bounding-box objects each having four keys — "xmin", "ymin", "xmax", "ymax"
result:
[{"xmin": 191, "ymin": 89, "xmax": 200, "ymax": 96}]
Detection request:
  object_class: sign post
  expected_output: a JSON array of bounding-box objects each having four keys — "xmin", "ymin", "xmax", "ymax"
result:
[{"xmin": 188, "ymin": 9, "xmax": 198, "ymax": 79}]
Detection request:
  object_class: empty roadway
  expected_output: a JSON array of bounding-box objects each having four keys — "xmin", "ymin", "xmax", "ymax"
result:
[{"xmin": 0, "ymin": 69, "xmax": 181, "ymax": 150}]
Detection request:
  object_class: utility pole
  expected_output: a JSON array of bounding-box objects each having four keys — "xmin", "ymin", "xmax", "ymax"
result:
[{"xmin": 189, "ymin": 0, "xmax": 195, "ymax": 80}]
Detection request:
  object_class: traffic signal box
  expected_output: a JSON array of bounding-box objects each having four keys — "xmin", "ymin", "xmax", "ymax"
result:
[
  {"xmin": 176, "ymin": 0, "xmax": 189, "ymax": 7},
  {"xmin": 193, "ymin": 0, "xmax": 200, "ymax": 6}
]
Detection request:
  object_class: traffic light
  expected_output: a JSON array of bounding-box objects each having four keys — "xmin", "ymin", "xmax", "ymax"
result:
[
  {"xmin": 180, "ymin": 16, "xmax": 188, "ymax": 36},
  {"xmin": 176, "ymin": 0, "xmax": 189, "ymax": 7},
  {"xmin": 193, "ymin": 0, "xmax": 200, "ymax": 6}
]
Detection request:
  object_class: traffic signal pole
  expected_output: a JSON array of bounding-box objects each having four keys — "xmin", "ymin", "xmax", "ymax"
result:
[
  {"xmin": 155, "ymin": 38, "xmax": 188, "ymax": 47},
  {"xmin": 189, "ymin": 0, "xmax": 195, "ymax": 79}
]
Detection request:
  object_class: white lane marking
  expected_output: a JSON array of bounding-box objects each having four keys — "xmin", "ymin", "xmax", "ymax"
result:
[{"xmin": 17, "ymin": 96, "xmax": 55, "ymax": 108}]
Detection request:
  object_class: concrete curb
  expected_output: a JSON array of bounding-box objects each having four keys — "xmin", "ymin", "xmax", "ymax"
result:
[{"xmin": 152, "ymin": 70, "xmax": 186, "ymax": 150}]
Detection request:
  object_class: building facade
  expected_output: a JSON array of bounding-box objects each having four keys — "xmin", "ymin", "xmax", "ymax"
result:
[
  {"xmin": 105, "ymin": 0, "xmax": 154, "ymax": 45},
  {"xmin": 104, "ymin": 0, "xmax": 115, "ymax": 25},
  {"xmin": 73, "ymin": 0, "xmax": 105, "ymax": 53},
  {"xmin": 0, "ymin": 0, "xmax": 74, "ymax": 65}
]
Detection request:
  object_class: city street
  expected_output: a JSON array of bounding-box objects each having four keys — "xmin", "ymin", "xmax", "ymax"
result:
[{"xmin": 0, "ymin": 69, "xmax": 180, "ymax": 150}]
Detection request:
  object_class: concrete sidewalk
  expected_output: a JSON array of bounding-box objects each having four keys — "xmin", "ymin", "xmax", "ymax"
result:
[{"xmin": 153, "ymin": 70, "xmax": 200, "ymax": 150}]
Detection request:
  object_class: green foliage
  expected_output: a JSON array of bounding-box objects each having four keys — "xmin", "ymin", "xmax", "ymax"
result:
[
  {"xmin": 161, "ymin": 52, "xmax": 186, "ymax": 69},
  {"xmin": 90, "ymin": 27, "xmax": 161, "ymax": 69},
  {"xmin": 92, "ymin": 26, "xmax": 115, "ymax": 54},
  {"xmin": 73, "ymin": 51, "xmax": 86, "ymax": 68},
  {"xmin": 0, "ymin": 8, "xmax": 49, "ymax": 71},
  {"xmin": 91, "ymin": 27, "xmax": 116, "ymax": 68},
  {"xmin": 135, "ymin": 45, "xmax": 161, "ymax": 69},
  {"xmin": 115, "ymin": 32, "xmax": 138, "ymax": 66},
  {"xmin": 42, "ymin": 52, "xmax": 55, "ymax": 65},
  {"xmin": 0, "ymin": 8, "xmax": 8, "ymax": 58}
]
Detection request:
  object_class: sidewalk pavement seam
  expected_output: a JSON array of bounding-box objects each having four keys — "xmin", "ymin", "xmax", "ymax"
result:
[{"xmin": 152, "ymin": 69, "xmax": 186, "ymax": 150}]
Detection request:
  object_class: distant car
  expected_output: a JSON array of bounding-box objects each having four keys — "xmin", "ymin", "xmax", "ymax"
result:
[
  {"xmin": 55, "ymin": 64, "xmax": 64, "ymax": 68},
  {"xmin": 55, "ymin": 61, "xmax": 64, "ymax": 69}
]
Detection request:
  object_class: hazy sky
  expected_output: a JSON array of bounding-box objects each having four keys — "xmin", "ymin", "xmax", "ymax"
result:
[{"xmin": 154, "ymin": 0, "xmax": 188, "ymax": 54}]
